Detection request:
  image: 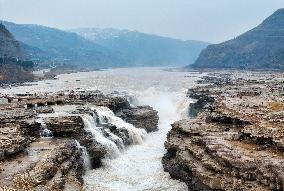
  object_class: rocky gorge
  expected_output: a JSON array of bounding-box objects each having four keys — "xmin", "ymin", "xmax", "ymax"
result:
[
  {"xmin": 163, "ymin": 71, "xmax": 284, "ymax": 190},
  {"xmin": 0, "ymin": 90, "xmax": 158, "ymax": 190},
  {"xmin": 2, "ymin": 66, "xmax": 283, "ymax": 191}
]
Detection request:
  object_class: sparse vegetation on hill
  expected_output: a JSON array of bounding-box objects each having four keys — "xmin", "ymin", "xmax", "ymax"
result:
[
  {"xmin": 0, "ymin": 24, "xmax": 34, "ymax": 84},
  {"xmin": 191, "ymin": 8, "xmax": 284, "ymax": 70}
]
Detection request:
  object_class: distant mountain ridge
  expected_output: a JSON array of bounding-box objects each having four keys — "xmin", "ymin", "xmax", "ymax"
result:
[
  {"xmin": 71, "ymin": 28, "xmax": 210, "ymax": 67},
  {"xmin": 2, "ymin": 21, "xmax": 125, "ymax": 68},
  {"xmin": 191, "ymin": 8, "xmax": 284, "ymax": 70},
  {"xmin": 2, "ymin": 20, "xmax": 209, "ymax": 69}
]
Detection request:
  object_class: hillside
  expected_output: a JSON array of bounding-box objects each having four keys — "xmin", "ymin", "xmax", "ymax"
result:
[
  {"xmin": 0, "ymin": 23, "xmax": 21, "ymax": 58},
  {"xmin": 191, "ymin": 8, "xmax": 284, "ymax": 70},
  {"xmin": 2, "ymin": 21, "xmax": 209, "ymax": 68},
  {"xmin": 0, "ymin": 24, "xmax": 34, "ymax": 83},
  {"xmin": 71, "ymin": 28, "xmax": 209, "ymax": 67},
  {"xmin": 2, "ymin": 21, "xmax": 125, "ymax": 68}
]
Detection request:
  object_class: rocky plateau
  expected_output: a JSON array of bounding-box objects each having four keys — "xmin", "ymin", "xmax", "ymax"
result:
[{"xmin": 163, "ymin": 71, "xmax": 284, "ymax": 191}]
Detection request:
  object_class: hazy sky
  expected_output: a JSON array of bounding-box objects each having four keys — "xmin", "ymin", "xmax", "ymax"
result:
[{"xmin": 0, "ymin": 0, "xmax": 283, "ymax": 43}]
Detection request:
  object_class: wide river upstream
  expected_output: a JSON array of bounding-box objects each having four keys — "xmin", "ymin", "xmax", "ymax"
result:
[{"xmin": 1, "ymin": 67, "xmax": 203, "ymax": 191}]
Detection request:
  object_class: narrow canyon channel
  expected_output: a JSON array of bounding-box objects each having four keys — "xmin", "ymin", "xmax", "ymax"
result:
[{"xmin": 1, "ymin": 68, "xmax": 204, "ymax": 191}]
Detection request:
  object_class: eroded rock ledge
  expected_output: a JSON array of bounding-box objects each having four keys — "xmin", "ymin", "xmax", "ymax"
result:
[
  {"xmin": 163, "ymin": 72, "xmax": 284, "ymax": 191},
  {"xmin": 0, "ymin": 90, "xmax": 159, "ymax": 190},
  {"xmin": 117, "ymin": 106, "xmax": 159, "ymax": 132}
]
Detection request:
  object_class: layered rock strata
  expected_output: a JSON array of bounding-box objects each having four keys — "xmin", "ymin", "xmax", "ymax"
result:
[
  {"xmin": 117, "ymin": 106, "xmax": 159, "ymax": 132},
  {"xmin": 0, "ymin": 90, "xmax": 159, "ymax": 190},
  {"xmin": 163, "ymin": 72, "xmax": 284, "ymax": 191}
]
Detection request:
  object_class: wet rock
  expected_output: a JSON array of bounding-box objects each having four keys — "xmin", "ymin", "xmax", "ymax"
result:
[
  {"xmin": 75, "ymin": 130, "xmax": 106, "ymax": 168},
  {"xmin": 117, "ymin": 106, "xmax": 159, "ymax": 132},
  {"xmin": 107, "ymin": 96, "xmax": 131, "ymax": 112},
  {"xmin": 113, "ymin": 128, "xmax": 132, "ymax": 146}
]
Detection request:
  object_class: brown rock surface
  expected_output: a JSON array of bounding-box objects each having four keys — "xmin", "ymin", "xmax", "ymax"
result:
[
  {"xmin": 163, "ymin": 72, "xmax": 284, "ymax": 191},
  {"xmin": 0, "ymin": 125, "xmax": 29, "ymax": 161},
  {"xmin": 44, "ymin": 116, "xmax": 84, "ymax": 136},
  {"xmin": 117, "ymin": 106, "xmax": 159, "ymax": 132},
  {"xmin": 0, "ymin": 90, "xmax": 159, "ymax": 189},
  {"xmin": 0, "ymin": 139, "xmax": 84, "ymax": 190}
]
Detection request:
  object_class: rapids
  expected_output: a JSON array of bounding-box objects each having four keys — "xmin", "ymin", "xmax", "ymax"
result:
[
  {"xmin": 83, "ymin": 91, "xmax": 191, "ymax": 191},
  {"xmin": 0, "ymin": 68, "xmax": 203, "ymax": 191}
]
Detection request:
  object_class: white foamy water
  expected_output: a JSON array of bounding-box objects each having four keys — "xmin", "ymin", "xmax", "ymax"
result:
[
  {"xmin": 36, "ymin": 118, "xmax": 53, "ymax": 138},
  {"xmin": 94, "ymin": 106, "xmax": 147, "ymax": 145},
  {"xmin": 0, "ymin": 68, "xmax": 203, "ymax": 191},
  {"xmin": 84, "ymin": 91, "xmax": 191, "ymax": 191},
  {"xmin": 75, "ymin": 140, "xmax": 92, "ymax": 171},
  {"xmin": 82, "ymin": 114, "xmax": 121, "ymax": 157}
]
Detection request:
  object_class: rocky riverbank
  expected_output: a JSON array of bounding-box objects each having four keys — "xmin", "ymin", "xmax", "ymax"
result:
[
  {"xmin": 163, "ymin": 71, "xmax": 284, "ymax": 191},
  {"xmin": 0, "ymin": 90, "xmax": 158, "ymax": 190}
]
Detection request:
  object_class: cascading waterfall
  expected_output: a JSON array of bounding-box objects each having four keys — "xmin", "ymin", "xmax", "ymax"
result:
[
  {"xmin": 3, "ymin": 68, "xmax": 202, "ymax": 190},
  {"xmin": 82, "ymin": 106, "xmax": 147, "ymax": 159},
  {"xmin": 75, "ymin": 140, "xmax": 91, "ymax": 171},
  {"xmin": 126, "ymin": 94, "xmax": 140, "ymax": 107},
  {"xmin": 84, "ymin": 91, "xmax": 189, "ymax": 191},
  {"xmin": 82, "ymin": 114, "xmax": 120, "ymax": 157},
  {"xmin": 93, "ymin": 106, "xmax": 147, "ymax": 145},
  {"xmin": 101, "ymin": 128, "xmax": 125, "ymax": 150},
  {"xmin": 36, "ymin": 118, "xmax": 53, "ymax": 138}
]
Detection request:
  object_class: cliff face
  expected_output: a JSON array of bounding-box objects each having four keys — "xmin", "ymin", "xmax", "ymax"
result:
[
  {"xmin": 0, "ymin": 24, "xmax": 34, "ymax": 84},
  {"xmin": 191, "ymin": 9, "xmax": 284, "ymax": 70},
  {"xmin": 0, "ymin": 23, "xmax": 21, "ymax": 58},
  {"xmin": 163, "ymin": 72, "xmax": 284, "ymax": 190}
]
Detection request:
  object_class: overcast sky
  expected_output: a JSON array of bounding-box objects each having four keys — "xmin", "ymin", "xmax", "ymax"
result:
[{"xmin": 0, "ymin": 0, "xmax": 283, "ymax": 43}]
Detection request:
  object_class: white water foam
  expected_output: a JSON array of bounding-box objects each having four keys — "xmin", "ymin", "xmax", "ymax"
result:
[
  {"xmin": 84, "ymin": 91, "xmax": 189, "ymax": 191},
  {"xmin": 1, "ymin": 68, "xmax": 202, "ymax": 190},
  {"xmin": 102, "ymin": 128, "xmax": 125, "ymax": 151},
  {"xmin": 82, "ymin": 114, "xmax": 120, "ymax": 158},
  {"xmin": 75, "ymin": 140, "xmax": 91, "ymax": 171},
  {"xmin": 36, "ymin": 118, "xmax": 53, "ymax": 138},
  {"xmin": 93, "ymin": 106, "xmax": 147, "ymax": 145}
]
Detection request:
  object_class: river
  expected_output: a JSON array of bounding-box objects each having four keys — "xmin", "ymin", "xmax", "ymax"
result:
[{"xmin": 1, "ymin": 67, "xmax": 203, "ymax": 191}]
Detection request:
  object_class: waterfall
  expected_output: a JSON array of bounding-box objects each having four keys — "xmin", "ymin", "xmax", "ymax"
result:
[
  {"xmin": 82, "ymin": 114, "xmax": 120, "ymax": 157},
  {"xmin": 101, "ymin": 128, "xmax": 125, "ymax": 150},
  {"xmin": 126, "ymin": 94, "xmax": 139, "ymax": 107},
  {"xmin": 81, "ymin": 106, "xmax": 147, "ymax": 160},
  {"xmin": 93, "ymin": 106, "xmax": 147, "ymax": 145},
  {"xmin": 83, "ymin": 91, "xmax": 190, "ymax": 191},
  {"xmin": 75, "ymin": 140, "xmax": 91, "ymax": 171},
  {"xmin": 36, "ymin": 118, "xmax": 53, "ymax": 138}
]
